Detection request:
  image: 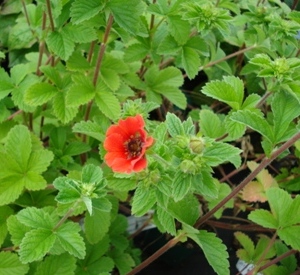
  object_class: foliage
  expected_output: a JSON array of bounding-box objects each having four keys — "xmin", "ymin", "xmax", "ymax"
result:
[{"xmin": 0, "ymin": 0, "xmax": 300, "ymax": 274}]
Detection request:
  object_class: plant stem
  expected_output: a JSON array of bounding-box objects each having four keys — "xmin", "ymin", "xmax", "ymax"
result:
[
  {"xmin": 87, "ymin": 41, "xmax": 96, "ymax": 63},
  {"xmin": 52, "ymin": 200, "xmax": 79, "ymax": 231},
  {"xmin": 92, "ymin": 14, "xmax": 114, "ymax": 86},
  {"xmin": 257, "ymin": 249, "xmax": 297, "ymax": 273},
  {"xmin": 292, "ymin": 0, "xmax": 299, "ymax": 10},
  {"xmin": 36, "ymin": 12, "xmax": 47, "ymax": 76},
  {"xmin": 126, "ymin": 234, "xmax": 183, "ymax": 275},
  {"xmin": 199, "ymin": 45, "xmax": 257, "ymax": 71},
  {"xmin": 194, "ymin": 130, "xmax": 300, "ymax": 228},
  {"xmin": 7, "ymin": 110, "xmax": 23, "ymax": 120},
  {"xmin": 45, "ymin": 0, "xmax": 55, "ymax": 31}
]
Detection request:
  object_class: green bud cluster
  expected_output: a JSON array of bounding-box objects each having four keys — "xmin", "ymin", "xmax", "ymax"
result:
[
  {"xmin": 180, "ymin": 159, "xmax": 198, "ymax": 174},
  {"xmin": 189, "ymin": 136, "xmax": 205, "ymax": 154},
  {"xmin": 81, "ymin": 182, "xmax": 96, "ymax": 197}
]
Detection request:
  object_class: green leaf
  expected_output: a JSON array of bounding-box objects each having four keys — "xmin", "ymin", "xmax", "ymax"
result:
[
  {"xmin": 19, "ymin": 228, "xmax": 56, "ymax": 263},
  {"xmin": 172, "ymin": 172, "xmax": 192, "ymax": 202},
  {"xmin": 189, "ymin": 230, "xmax": 229, "ymax": 275},
  {"xmin": 206, "ymin": 182, "xmax": 233, "ymax": 219},
  {"xmin": 66, "ymin": 75, "xmax": 95, "ymax": 107},
  {"xmin": 199, "ymin": 109, "xmax": 226, "ymax": 138},
  {"xmin": 107, "ymin": 177, "xmax": 137, "ymax": 191},
  {"xmin": 16, "ymin": 207, "xmax": 55, "ymax": 230},
  {"xmin": 165, "ymin": 112, "xmax": 184, "ymax": 137},
  {"xmin": 107, "ymin": 0, "xmax": 144, "ymax": 35},
  {"xmin": 0, "ymin": 68, "xmax": 14, "ymax": 101},
  {"xmin": 181, "ymin": 46, "xmax": 201, "ymax": 79},
  {"xmin": 0, "ymin": 126, "xmax": 53, "ymax": 205},
  {"xmin": 193, "ymin": 170, "xmax": 218, "ymax": 199},
  {"xmin": 131, "ymin": 185, "xmax": 156, "ymax": 216},
  {"xmin": 35, "ymin": 254, "xmax": 76, "ymax": 275},
  {"xmin": 145, "ymin": 66, "xmax": 186, "ymax": 109},
  {"xmin": 109, "ymin": 214, "xmax": 128, "ymax": 236},
  {"xmin": 77, "ymin": 236, "xmax": 113, "ymax": 274},
  {"xmin": 272, "ymin": 90, "xmax": 300, "ymax": 142},
  {"xmin": 82, "ymin": 164, "xmax": 103, "ymax": 184},
  {"xmin": 6, "ymin": 215, "xmax": 31, "ymax": 246},
  {"xmin": 275, "ymin": 242, "xmax": 297, "ymax": 274},
  {"xmin": 66, "ymin": 51, "xmax": 92, "ymax": 71},
  {"xmin": 46, "ymin": 31, "xmax": 75, "ymax": 60},
  {"xmin": 110, "ymin": 249, "xmax": 135, "ymax": 275},
  {"xmin": 0, "ymin": 206, "xmax": 13, "ymax": 247},
  {"xmin": 0, "ymin": 252, "xmax": 29, "ymax": 275},
  {"xmin": 72, "ymin": 121, "xmax": 105, "ymax": 141},
  {"xmin": 11, "ymin": 75, "xmax": 37, "ymax": 113},
  {"xmin": 278, "ymin": 226, "xmax": 300, "ymax": 251},
  {"xmin": 230, "ymin": 110, "xmax": 274, "ymax": 143},
  {"xmin": 63, "ymin": 23, "xmax": 97, "ymax": 43},
  {"xmin": 223, "ymin": 76, "xmax": 244, "ymax": 107},
  {"xmin": 95, "ymin": 83, "xmax": 121, "ymax": 120},
  {"xmin": 5, "ymin": 125, "xmax": 31, "ymax": 171},
  {"xmin": 167, "ymin": 15, "xmax": 190, "ymax": 45},
  {"xmin": 248, "ymin": 209, "xmax": 278, "ymax": 229},
  {"xmin": 155, "ymin": 66, "xmax": 184, "ymax": 87},
  {"xmin": 156, "ymin": 205, "xmax": 176, "ymax": 235},
  {"xmin": 224, "ymin": 117, "xmax": 246, "ymax": 140},
  {"xmin": 70, "ymin": 0, "xmax": 105, "ymax": 24},
  {"xmin": 159, "ymin": 85, "xmax": 187, "ymax": 109},
  {"xmin": 64, "ymin": 142, "xmax": 91, "ymax": 156},
  {"xmin": 167, "ymin": 194, "xmax": 199, "ymax": 225},
  {"xmin": 157, "ymin": 35, "xmax": 181, "ymax": 55},
  {"xmin": 84, "ymin": 208, "xmax": 111, "ymax": 244},
  {"xmin": 52, "ymin": 92, "xmax": 78, "ymax": 123},
  {"xmin": 100, "ymin": 68, "xmax": 120, "ymax": 92},
  {"xmin": 241, "ymin": 94, "xmax": 261, "ymax": 110},
  {"xmin": 124, "ymin": 43, "xmax": 149, "ymax": 62},
  {"xmin": 266, "ymin": 188, "xmax": 295, "ymax": 227},
  {"xmin": 53, "ymin": 177, "xmax": 81, "ymax": 204},
  {"xmin": 203, "ymin": 140, "xmax": 242, "ymax": 168},
  {"xmin": 25, "ymin": 82, "xmax": 58, "ymax": 106},
  {"xmin": 234, "ymin": 232, "xmax": 255, "ymax": 261},
  {"xmin": 56, "ymin": 222, "xmax": 85, "ymax": 259},
  {"xmin": 201, "ymin": 77, "xmax": 244, "ymax": 110}
]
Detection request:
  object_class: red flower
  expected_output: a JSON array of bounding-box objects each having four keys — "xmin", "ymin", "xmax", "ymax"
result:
[{"xmin": 104, "ymin": 115, "xmax": 154, "ymax": 173}]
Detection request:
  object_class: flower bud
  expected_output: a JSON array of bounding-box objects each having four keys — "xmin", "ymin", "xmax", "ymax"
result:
[
  {"xmin": 189, "ymin": 137, "xmax": 205, "ymax": 154},
  {"xmin": 180, "ymin": 160, "xmax": 198, "ymax": 174},
  {"xmin": 149, "ymin": 169, "xmax": 161, "ymax": 183}
]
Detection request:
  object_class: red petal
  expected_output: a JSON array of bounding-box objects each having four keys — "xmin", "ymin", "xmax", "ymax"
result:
[
  {"xmin": 103, "ymin": 133, "xmax": 125, "ymax": 152},
  {"xmin": 118, "ymin": 115, "xmax": 145, "ymax": 137},
  {"xmin": 132, "ymin": 158, "xmax": 147, "ymax": 172},
  {"xmin": 109, "ymin": 157, "xmax": 133, "ymax": 173},
  {"xmin": 104, "ymin": 152, "xmax": 125, "ymax": 166},
  {"xmin": 145, "ymin": 136, "xmax": 154, "ymax": 148}
]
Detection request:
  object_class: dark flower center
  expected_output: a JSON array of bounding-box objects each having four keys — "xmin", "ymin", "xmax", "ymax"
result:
[{"xmin": 124, "ymin": 134, "xmax": 143, "ymax": 158}]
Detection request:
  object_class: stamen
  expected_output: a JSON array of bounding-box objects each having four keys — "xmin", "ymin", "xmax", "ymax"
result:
[{"xmin": 124, "ymin": 133, "xmax": 143, "ymax": 158}]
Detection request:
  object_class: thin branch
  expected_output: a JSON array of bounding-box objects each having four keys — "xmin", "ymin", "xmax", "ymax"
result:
[
  {"xmin": 199, "ymin": 45, "xmax": 257, "ymax": 71},
  {"xmin": 92, "ymin": 14, "xmax": 114, "ymax": 86},
  {"xmin": 126, "ymin": 234, "xmax": 183, "ymax": 275},
  {"xmin": 257, "ymin": 249, "xmax": 298, "ymax": 273},
  {"xmin": 7, "ymin": 110, "xmax": 23, "ymax": 121},
  {"xmin": 46, "ymin": 0, "xmax": 55, "ymax": 31},
  {"xmin": 36, "ymin": 12, "xmax": 47, "ymax": 76},
  {"xmin": 52, "ymin": 200, "xmax": 79, "ymax": 231}
]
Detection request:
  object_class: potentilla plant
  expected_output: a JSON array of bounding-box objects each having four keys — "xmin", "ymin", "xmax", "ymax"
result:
[{"xmin": 0, "ymin": 0, "xmax": 300, "ymax": 275}]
